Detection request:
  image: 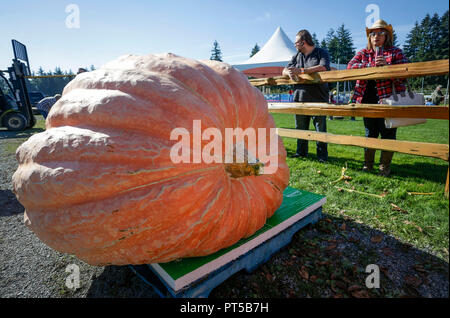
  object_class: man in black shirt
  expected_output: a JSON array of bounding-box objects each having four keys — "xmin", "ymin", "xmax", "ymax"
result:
[{"xmin": 282, "ymin": 30, "xmax": 330, "ymax": 162}]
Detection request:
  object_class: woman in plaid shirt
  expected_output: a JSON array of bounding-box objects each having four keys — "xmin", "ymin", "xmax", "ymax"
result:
[{"xmin": 347, "ymin": 19, "xmax": 409, "ymax": 177}]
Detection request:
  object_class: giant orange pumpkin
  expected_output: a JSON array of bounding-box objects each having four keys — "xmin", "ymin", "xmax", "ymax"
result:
[{"xmin": 12, "ymin": 53, "xmax": 289, "ymax": 265}]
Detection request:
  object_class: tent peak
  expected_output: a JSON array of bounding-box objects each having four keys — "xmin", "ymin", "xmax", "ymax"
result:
[{"xmin": 239, "ymin": 26, "xmax": 297, "ymax": 65}]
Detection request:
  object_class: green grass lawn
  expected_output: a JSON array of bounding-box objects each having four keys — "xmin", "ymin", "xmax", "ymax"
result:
[{"xmin": 272, "ymin": 113, "xmax": 449, "ymax": 260}]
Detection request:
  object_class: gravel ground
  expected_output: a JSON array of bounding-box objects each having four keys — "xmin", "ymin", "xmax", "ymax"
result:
[{"xmin": 0, "ymin": 132, "xmax": 448, "ymax": 298}]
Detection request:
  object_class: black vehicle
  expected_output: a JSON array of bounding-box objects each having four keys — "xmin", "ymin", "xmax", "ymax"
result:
[
  {"xmin": 0, "ymin": 40, "xmax": 35, "ymax": 131},
  {"xmin": 28, "ymin": 91, "xmax": 45, "ymax": 115},
  {"xmin": 28, "ymin": 91, "xmax": 45, "ymax": 107}
]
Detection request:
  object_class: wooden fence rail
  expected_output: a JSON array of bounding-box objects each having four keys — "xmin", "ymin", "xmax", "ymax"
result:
[
  {"xmin": 249, "ymin": 59, "xmax": 450, "ymax": 196},
  {"xmin": 268, "ymin": 103, "xmax": 449, "ymax": 119},
  {"xmin": 249, "ymin": 59, "xmax": 449, "ymax": 86},
  {"xmin": 276, "ymin": 128, "xmax": 449, "ymax": 161}
]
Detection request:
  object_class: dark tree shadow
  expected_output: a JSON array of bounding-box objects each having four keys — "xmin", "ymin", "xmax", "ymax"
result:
[
  {"xmin": 0, "ymin": 189, "xmax": 24, "ymax": 217},
  {"xmin": 86, "ymin": 265, "xmax": 159, "ymax": 298}
]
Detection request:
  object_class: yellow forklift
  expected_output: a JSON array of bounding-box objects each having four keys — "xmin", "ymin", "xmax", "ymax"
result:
[{"xmin": 0, "ymin": 40, "xmax": 36, "ymax": 131}]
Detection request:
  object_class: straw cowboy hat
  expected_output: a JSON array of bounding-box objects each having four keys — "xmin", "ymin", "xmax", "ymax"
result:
[{"xmin": 366, "ymin": 19, "xmax": 394, "ymax": 39}]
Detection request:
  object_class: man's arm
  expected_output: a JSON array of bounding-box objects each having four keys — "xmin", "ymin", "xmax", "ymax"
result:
[
  {"xmin": 303, "ymin": 65, "xmax": 327, "ymax": 74},
  {"xmin": 283, "ymin": 54, "xmax": 299, "ymax": 79}
]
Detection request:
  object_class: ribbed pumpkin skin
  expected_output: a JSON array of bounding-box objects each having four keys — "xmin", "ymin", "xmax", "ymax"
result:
[{"xmin": 12, "ymin": 54, "xmax": 289, "ymax": 265}]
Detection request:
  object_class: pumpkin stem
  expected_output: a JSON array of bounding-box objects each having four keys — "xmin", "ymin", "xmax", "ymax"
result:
[
  {"xmin": 224, "ymin": 145, "xmax": 264, "ymax": 178},
  {"xmin": 225, "ymin": 161, "xmax": 264, "ymax": 178}
]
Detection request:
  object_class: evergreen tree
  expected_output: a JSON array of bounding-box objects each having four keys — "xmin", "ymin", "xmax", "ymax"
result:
[
  {"xmin": 324, "ymin": 25, "xmax": 355, "ymax": 64},
  {"xmin": 403, "ymin": 11, "xmax": 448, "ymax": 89},
  {"xmin": 210, "ymin": 40, "xmax": 223, "ymax": 62},
  {"xmin": 429, "ymin": 13, "xmax": 443, "ymax": 59},
  {"xmin": 250, "ymin": 43, "xmax": 260, "ymax": 57},
  {"xmin": 312, "ymin": 33, "xmax": 319, "ymax": 47},
  {"xmin": 438, "ymin": 10, "xmax": 449, "ymax": 60},
  {"xmin": 392, "ymin": 29, "xmax": 399, "ymax": 47},
  {"xmin": 403, "ymin": 21, "xmax": 421, "ymax": 62},
  {"xmin": 335, "ymin": 24, "xmax": 355, "ymax": 64},
  {"xmin": 325, "ymin": 28, "xmax": 339, "ymax": 63},
  {"xmin": 320, "ymin": 38, "xmax": 328, "ymax": 51}
]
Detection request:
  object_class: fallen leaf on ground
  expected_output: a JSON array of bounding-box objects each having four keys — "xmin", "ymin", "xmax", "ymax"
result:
[
  {"xmin": 382, "ymin": 247, "xmax": 394, "ymax": 256},
  {"xmin": 340, "ymin": 223, "xmax": 347, "ymax": 231},
  {"xmin": 391, "ymin": 203, "xmax": 408, "ymax": 214},
  {"xmin": 309, "ymin": 275, "xmax": 318, "ymax": 283},
  {"xmin": 370, "ymin": 235, "xmax": 383, "ymax": 243},
  {"xmin": 404, "ymin": 275, "xmax": 422, "ymax": 288},
  {"xmin": 325, "ymin": 243, "xmax": 337, "ymax": 251},
  {"xmin": 413, "ymin": 264, "xmax": 427, "ymax": 273},
  {"xmin": 335, "ymin": 281, "xmax": 347, "ymax": 290},
  {"xmin": 403, "ymin": 220, "xmax": 423, "ymax": 232},
  {"xmin": 299, "ymin": 266, "xmax": 309, "ymax": 280},
  {"xmin": 352, "ymin": 290, "xmax": 370, "ymax": 298},
  {"xmin": 348, "ymin": 285, "xmax": 362, "ymax": 292},
  {"xmin": 309, "ymin": 248, "xmax": 320, "ymax": 255},
  {"xmin": 317, "ymin": 260, "xmax": 331, "ymax": 266},
  {"xmin": 380, "ymin": 266, "xmax": 389, "ymax": 277}
]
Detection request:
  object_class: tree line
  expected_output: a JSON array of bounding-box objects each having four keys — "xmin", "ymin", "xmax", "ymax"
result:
[
  {"xmin": 403, "ymin": 11, "xmax": 449, "ymax": 89},
  {"xmin": 210, "ymin": 10, "xmax": 448, "ymax": 90},
  {"xmin": 24, "ymin": 65, "xmax": 95, "ymax": 97}
]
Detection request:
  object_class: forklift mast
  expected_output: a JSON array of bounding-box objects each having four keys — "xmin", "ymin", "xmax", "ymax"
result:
[{"xmin": 6, "ymin": 40, "xmax": 35, "ymax": 128}]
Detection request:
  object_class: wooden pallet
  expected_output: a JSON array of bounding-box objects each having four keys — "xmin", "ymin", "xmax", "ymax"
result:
[{"xmin": 129, "ymin": 186, "xmax": 326, "ymax": 298}]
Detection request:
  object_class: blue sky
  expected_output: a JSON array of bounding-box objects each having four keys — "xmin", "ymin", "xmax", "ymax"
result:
[{"xmin": 0, "ymin": 0, "xmax": 448, "ymax": 73}]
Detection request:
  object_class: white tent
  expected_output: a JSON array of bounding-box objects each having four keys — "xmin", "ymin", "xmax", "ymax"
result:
[{"xmin": 233, "ymin": 26, "xmax": 346, "ymax": 78}]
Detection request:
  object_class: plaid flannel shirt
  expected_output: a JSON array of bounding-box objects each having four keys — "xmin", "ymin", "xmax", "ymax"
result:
[
  {"xmin": 347, "ymin": 46, "xmax": 409, "ymax": 103},
  {"xmin": 36, "ymin": 96, "xmax": 57, "ymax": 113}
]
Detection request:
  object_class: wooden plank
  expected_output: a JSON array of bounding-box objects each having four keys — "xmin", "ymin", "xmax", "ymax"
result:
[
  {"xmin": 276, "ymin": 128, "xmax": 449, "ymax": 161},
  {"xmin": 268, "ymin": 103, "xmax": 450, "ymax": 119},
  {"xmin": 250, "ymin": 59, "xmax": 449, "ymax": 86}
]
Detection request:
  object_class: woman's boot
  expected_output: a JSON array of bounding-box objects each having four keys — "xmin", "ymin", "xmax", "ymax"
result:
[
  {"xmin": 363, "ymin": 148, "xmax": 376, "ymax": 171},
  {"xmin": 379, "ymin": 151, "xmax": 394, "ymax": 177}
]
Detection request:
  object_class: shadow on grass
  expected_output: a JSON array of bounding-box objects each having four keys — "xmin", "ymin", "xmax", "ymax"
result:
[
  {"xmin": 287, "ymin": 150, "xmax": 448, "ymax": 184},
  {"xmin": 86, "ymin": 214, "xmax": 448, "ymax": 298},
  {"xmin": 0, "ymin": 127, "xmax": 45, "ymax": 140}
]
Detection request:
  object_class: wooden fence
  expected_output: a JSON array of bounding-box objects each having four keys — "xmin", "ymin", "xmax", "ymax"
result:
[{"xmin": 249, "ymin": 59, "xmax": 450, "ymax": 196}]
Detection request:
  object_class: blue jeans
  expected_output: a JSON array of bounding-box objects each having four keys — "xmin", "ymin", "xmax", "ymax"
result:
[
  {"xmin": 363, "ymin": 118, "xmax": 397, "ymax": 140},
  {"xmin": 295, "ymin": 115, "xmax": 328, "ymax": 161}
]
